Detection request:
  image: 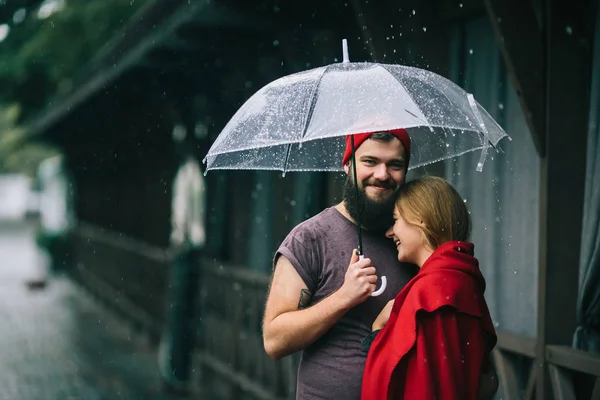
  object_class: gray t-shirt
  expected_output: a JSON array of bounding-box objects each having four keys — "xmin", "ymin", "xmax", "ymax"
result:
[{"xmin": 275, "ymin": 207, "xmax": 417, "ymax": 400}]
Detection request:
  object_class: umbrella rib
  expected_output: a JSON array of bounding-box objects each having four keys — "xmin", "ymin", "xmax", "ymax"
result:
[
  {"xmin": 281, "ymin": 64, "xmax": 331, "ymax": 172},
  {"xmin": 282, "ymin": 143, "xmax": 293, "ymax": 173},
  {"xmin": 379, "ymin": 64, "xmax": 435, "ymax": 130},
  {"xmin": 299, "ymin": 64, "xmax": 332, "ymax": 140}
]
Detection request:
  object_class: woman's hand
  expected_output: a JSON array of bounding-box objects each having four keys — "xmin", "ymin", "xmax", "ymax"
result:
[{"xmin": 372, "ymin": 299, "xmax": 395, "ymax": 331}]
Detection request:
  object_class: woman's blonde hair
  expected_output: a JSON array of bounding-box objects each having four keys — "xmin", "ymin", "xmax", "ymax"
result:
[{"xmin": 396, "ymin": 176, "xmax": 471, "ymax": 249}]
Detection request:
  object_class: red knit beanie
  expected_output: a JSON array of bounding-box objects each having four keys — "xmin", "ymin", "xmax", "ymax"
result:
[{"xmin": 341, "ymin": 128, "xmax": 411, "ymax": 170}]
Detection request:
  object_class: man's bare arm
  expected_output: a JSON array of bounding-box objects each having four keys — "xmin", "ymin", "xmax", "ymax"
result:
[
  {"xmin": 262, "ymin": 256, "xmax": 350, "ymax": 360},
  {"xmin": 262, "ymin": 252, "xmax": 376, "ymax": 360}
]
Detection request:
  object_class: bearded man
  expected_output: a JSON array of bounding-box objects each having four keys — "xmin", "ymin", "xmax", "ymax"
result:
[{"xmin": 262, "ymin": 130, "xmax": 417, "ymax": 400}]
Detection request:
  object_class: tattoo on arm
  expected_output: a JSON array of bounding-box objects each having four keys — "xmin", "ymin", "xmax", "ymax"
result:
[{"xmin": 298, "ymin": 289, "xmax": 312, "ymax": 309}]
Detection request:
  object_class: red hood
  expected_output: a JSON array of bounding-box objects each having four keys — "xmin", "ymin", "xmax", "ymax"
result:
[{"xmin": 418, "ymin": 241, "xmax": 486, "ymax": 290}]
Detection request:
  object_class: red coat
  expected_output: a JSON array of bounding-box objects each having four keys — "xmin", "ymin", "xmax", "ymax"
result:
[{"xmin": 361, "ymin": 241, "xmax": 497, "ymax": 400}]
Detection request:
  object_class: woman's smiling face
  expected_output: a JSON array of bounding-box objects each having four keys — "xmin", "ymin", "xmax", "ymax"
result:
[{"xmin": 386, "ymin": 205, "xmax": 432, "ymax": 267}]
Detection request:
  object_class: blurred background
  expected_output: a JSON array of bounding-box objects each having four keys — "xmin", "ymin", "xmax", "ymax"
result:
[{"xmin": 0, "ymin": 0, "xmax": 598, "ymax": 399}]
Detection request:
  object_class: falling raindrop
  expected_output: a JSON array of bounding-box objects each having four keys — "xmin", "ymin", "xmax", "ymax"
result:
[
  {"xmin": 498, "ymin": 103, "xmax": 504, "ymax": 110},
  {"xmin": 565, "ymin": 25, "xmax": 573, "ymax": 35},
  {"xmin": 412, "ymin": 9, "xmax": 416, "ymax": 15},
  {"xmin": 422, "ymin": 27, "xmax": 427, "ymax": 32},
  {"xmin": 469, "ymin": 49, "xmax": 474, "ymax": 55}
]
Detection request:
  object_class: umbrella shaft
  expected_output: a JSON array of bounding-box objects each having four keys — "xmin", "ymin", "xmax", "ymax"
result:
[{"xmin": 350, "ymin": 135, "xmax": 364, "ymax": 256}]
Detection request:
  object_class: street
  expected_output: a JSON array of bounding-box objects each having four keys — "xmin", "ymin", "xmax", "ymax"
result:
[{"xmin": 0, "ymin": 220, "xmax": 184, "ymax": 400}]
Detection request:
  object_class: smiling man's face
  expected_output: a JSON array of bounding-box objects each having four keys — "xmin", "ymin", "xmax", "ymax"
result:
[
  {"xmin": 344, "ymin": 137, "xmax": 407, "ymax": 201},
  {"xmin": 343, "ymin": 136, "xmax": 407, "ymax": 230}
]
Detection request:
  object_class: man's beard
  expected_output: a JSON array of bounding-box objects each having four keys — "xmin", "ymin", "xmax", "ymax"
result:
[{"xmin": 343, "ymin": 175, "xmax": 399, "ymax": 232}]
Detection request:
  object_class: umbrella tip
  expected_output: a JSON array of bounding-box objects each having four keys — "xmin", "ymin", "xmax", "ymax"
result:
[{"xmin": 342, "ymin": 39, "xmax": 349, "ymax": 63}]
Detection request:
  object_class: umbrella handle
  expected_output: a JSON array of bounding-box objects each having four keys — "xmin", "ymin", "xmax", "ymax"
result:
[
  {"xmin": 371, "ymin": 275, "xmax": 387, "ymax": 297},
  {"xmin": 359, "ymin": 255, "xmax": 387, "ymax": 297}
]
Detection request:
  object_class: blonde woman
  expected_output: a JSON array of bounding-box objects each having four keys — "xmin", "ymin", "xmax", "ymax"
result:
[{"xmin": 361, "ymin": 176, "xmax": 497, "ymax": 400}]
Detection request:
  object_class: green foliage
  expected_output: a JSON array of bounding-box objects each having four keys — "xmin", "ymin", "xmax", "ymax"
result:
[
  {"xmin": 0, "ymin": 0, "xmax": 148, "ymax": 175},
  {"xmin": 0, "ymin": 104, "xmax": 58, "ymax": 177},
  {"xmin": 0, "ymin": 0, "xmax": 148, "ymax": 120}
]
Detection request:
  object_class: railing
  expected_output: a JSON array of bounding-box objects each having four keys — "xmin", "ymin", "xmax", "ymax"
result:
[
  {"xmin": 68, "ymin": 222, "xmax": 169, "ymax": 339},
  {"xmin": 67, "ymin": 223, "xmax": 600, "ymax": 400},
  {"xmin": 68, "ymin": 223, "xmax": 297, "ymax": 399},
  {"xmin": 492, "ymin": 331, "xmax": 538, "ymax": 399},
  {"xmin": 493, "ymin": 331, "xmax": 600, "ymax": 399},
  {"xmin": 196, "ymin": 261, "xmax": 298, "ymax": 400},
  {"xmin": 546, "ymin": 345, "xmax": 600, "ymax": 399}
]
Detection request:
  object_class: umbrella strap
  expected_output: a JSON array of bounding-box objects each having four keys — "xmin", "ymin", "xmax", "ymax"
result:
[
  {"xmin": 477, "ymin": 146, "xmax": 489, "ymax": 172},
  {"xmin": 467, "ymin": 93, "xmax": 492, "ymax": 172},
  {"xmin": 350, "ymin": 135, "xmax": 364, "ymax": 256}
]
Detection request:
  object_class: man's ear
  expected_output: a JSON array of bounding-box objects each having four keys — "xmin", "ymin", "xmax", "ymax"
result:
[{"xmin": 343, "ymin": 162, "xmax": 350, "ymax": 175}]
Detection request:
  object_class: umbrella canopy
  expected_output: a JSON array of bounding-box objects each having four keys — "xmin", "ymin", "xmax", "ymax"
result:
[{"xmin": 203, "ymin": 57, "xmax": 510, "ymax": 173}]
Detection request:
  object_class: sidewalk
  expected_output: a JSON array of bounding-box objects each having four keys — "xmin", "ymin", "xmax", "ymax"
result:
[{"xmin": 0, "ymin": 220, "xmax": 187, "ymax": 400}]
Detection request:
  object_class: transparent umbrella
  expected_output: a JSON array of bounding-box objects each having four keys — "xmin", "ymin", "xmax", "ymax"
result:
[
  {"xmin": 204, "ymin": 40, "xmax": 510, "ymax": 175},
  {"xmin": 203, "ymin": 40, "xmax": 511, "ymax": 296}
]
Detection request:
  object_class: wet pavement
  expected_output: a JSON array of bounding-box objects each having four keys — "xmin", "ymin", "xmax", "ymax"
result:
[{"xmin": 0, "ymin": 220, "xmax": 186, "ymax": 400}]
